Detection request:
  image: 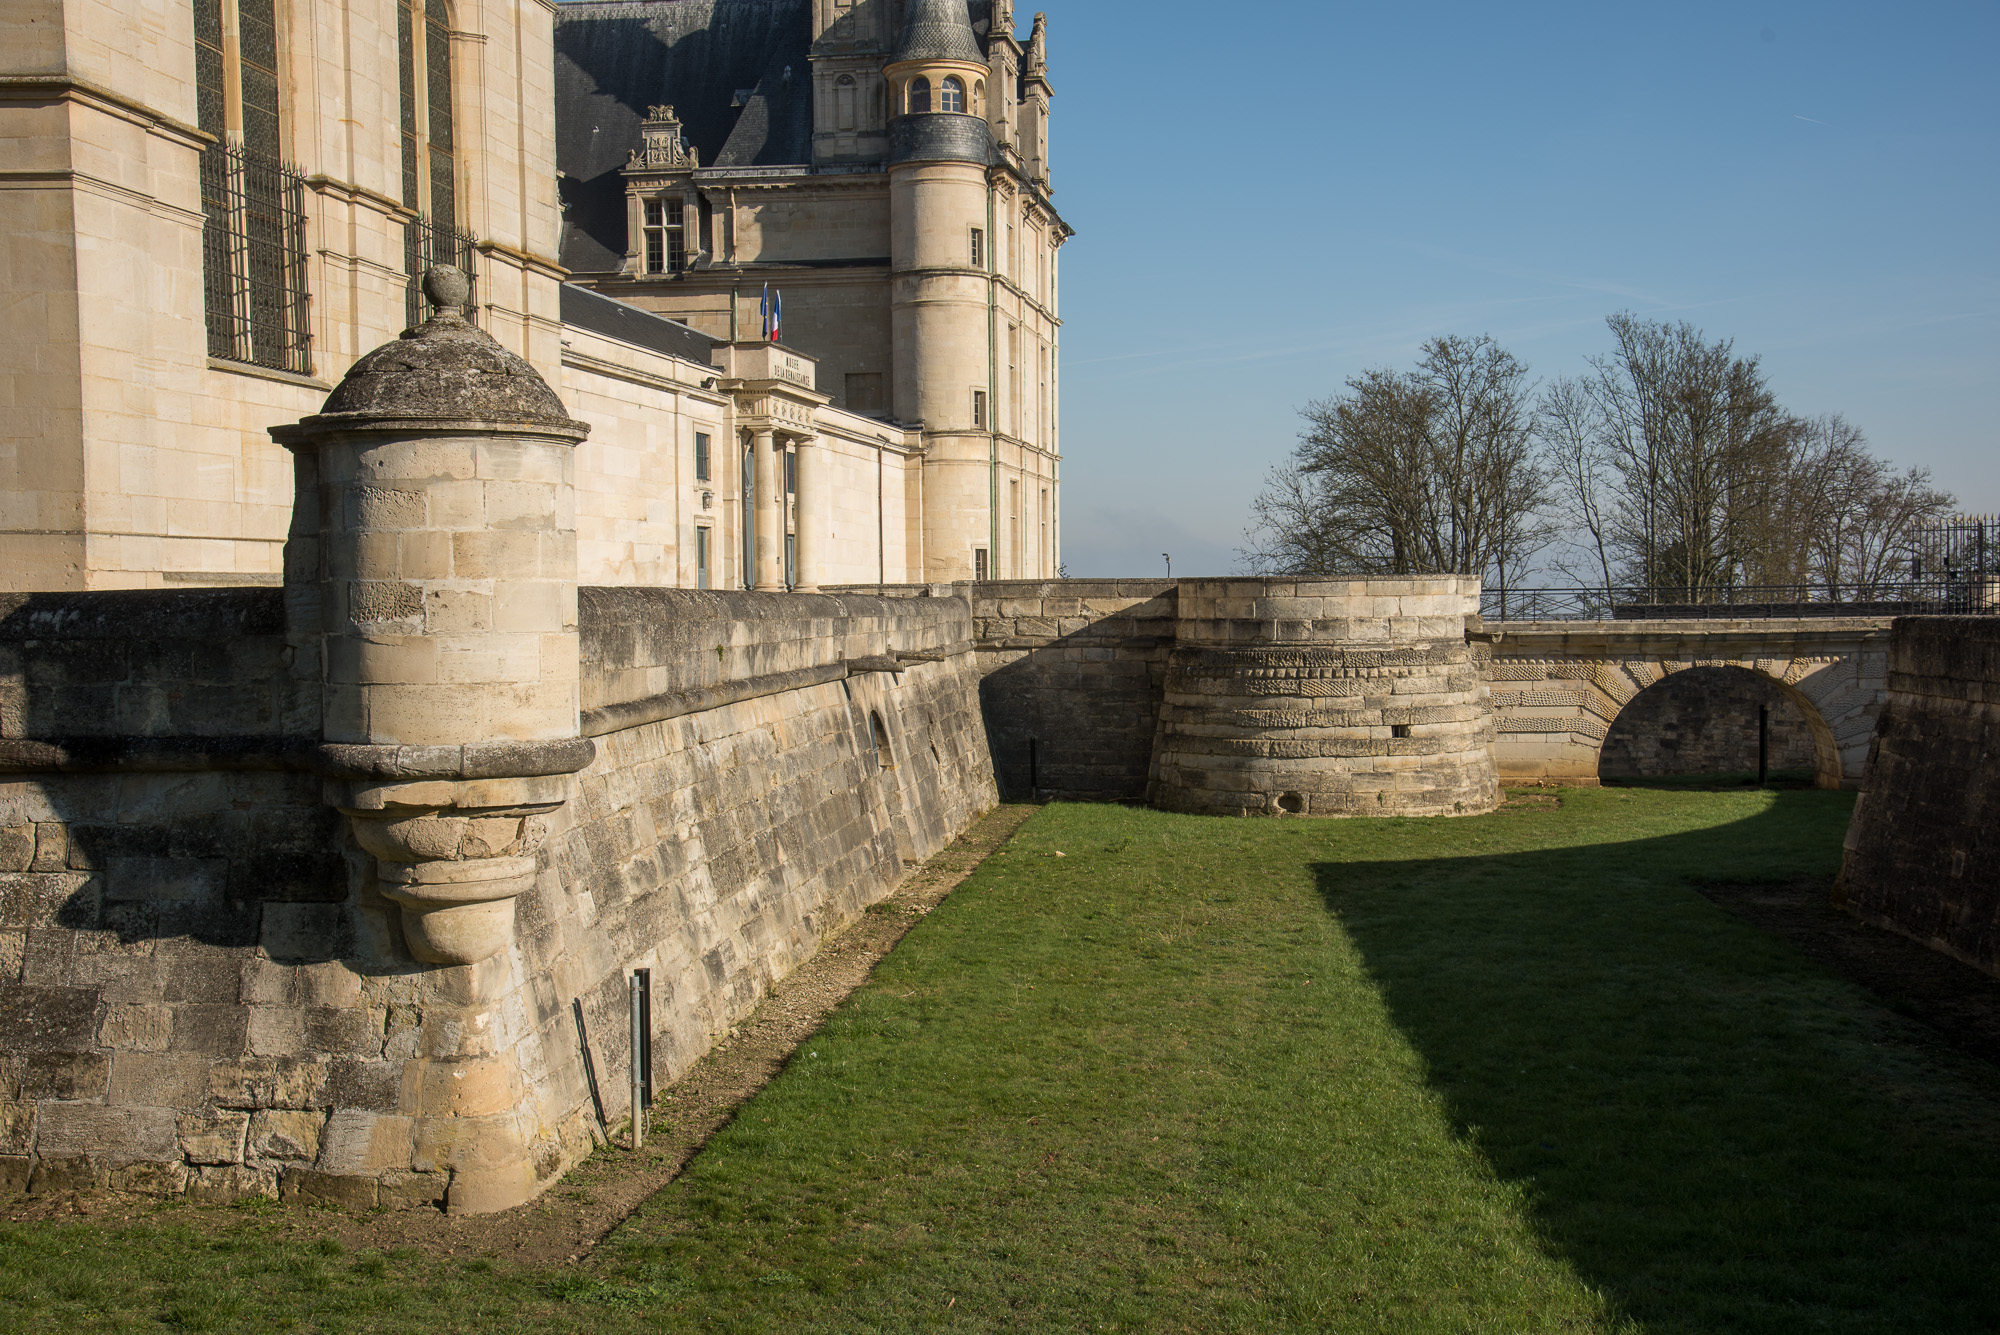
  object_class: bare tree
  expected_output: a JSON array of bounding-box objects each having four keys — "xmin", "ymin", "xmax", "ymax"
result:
[
  {"xmin": 1242, "ymin": 335, "xmax": 1555, "ymax": 584},
  {"xmin": 1586, "ymin": 313, "xmax": 1803, "ymax": 594},
  {"xmin": 1536, "ymin": 374, "xmax": 1617, "ymax": 597},
  {"xmin": 1790, "ymin": 415, "xmax": 1956, "ymax": 595}
]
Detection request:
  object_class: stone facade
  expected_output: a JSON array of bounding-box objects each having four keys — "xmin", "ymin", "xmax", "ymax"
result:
[
  {"xmin": 3, "ymin": 0, "xmax": 1063, "ymax": 594},
  {"xmin": 1836, "ymin": 617, "xmax": 2000, "ymax": 977},
  {"xmin": 555, "ymin": 0, "xmax": 1067, "ymax": 584}
]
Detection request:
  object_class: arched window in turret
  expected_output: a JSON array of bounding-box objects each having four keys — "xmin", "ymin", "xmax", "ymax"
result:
[
  {"xmin": 973, "ymin": 80, "xmax": 986, "ymax": 117},
  {"xmin": 908, "ymin": 76, "xmax": 932, "ymax": 114},
  {"xmin": 940, "ymin": 76, "xmax": 965, "ymax": 113}
]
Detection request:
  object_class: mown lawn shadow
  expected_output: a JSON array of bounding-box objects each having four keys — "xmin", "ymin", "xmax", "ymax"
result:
[{"xmin": 1316, "ymin": 791, "xmax": 2000, "ymax": 1334}]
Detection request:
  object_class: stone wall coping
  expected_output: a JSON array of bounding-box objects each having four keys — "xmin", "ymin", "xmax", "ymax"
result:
[
  {"xmin": 0, "ymin": 737, "xmax": 595, "ymax": 781},
  {"xmin": 270, "ymin": 417, "xmax": 591, "ymax": 445}
]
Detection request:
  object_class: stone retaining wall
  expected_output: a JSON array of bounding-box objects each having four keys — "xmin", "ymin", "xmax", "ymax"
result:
[
  {"xmin": 967, "ymin": 580, "xmax": 1176, "ymax": 802},
  {"xmin": 0, "ymin": 588, "xmax": 994, "ymax": 1208},
  {"xmin": 1836, "ymin": 617, "xmax": 2000, "ymax": 976}
]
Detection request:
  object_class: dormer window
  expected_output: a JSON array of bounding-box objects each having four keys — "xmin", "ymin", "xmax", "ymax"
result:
[
  {"xmin": 643, "ymin": 197, "xmax": 684, "ymax": 273},
  {"xmin": 940, "ymin": 77, "xmax": 965, "ymax": 113},
  {"xmin": 908, "ymin": 77, "xmax": 932, "ymax": 114}
]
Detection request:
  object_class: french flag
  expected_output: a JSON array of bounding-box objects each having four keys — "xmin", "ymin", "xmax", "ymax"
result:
[{"xmin": 771, "ymin": 288, "xmax": 782, "ymax": 344}]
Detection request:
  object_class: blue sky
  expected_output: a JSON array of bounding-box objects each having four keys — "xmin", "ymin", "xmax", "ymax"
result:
[{"xmin": 1045, "ymin": 1, "xmax": 1999, "ymax": 578}]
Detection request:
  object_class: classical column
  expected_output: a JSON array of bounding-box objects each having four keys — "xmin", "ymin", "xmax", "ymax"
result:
[
  {"xmin": 792, "ymin": 435, "xmax": 822, "ymax": 592},
  {"xmin": 272, "ymin": 267, "xmax": 595, "ymax": 968},
  {"xmin": 752, "ymin": 427, "xmax": 783, "ymax": 590}
]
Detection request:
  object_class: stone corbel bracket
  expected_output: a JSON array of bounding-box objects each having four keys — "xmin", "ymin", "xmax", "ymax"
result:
[{"xmin": 320, "ymin": 740, "xmax": 595, "ymax": 967}]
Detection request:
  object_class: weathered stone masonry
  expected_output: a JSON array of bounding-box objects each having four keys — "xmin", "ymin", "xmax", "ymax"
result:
[
  {"xmin": 1837, "ymin": 617, "xmax": 2000, "ymax": 977},
  {"xmin": 0, "ymin": 585, "xmax": 993, "ymax": 1210},
  {"xmin": 0, "ymin": 291, "xmax": 1000, "ymax": 1214}
]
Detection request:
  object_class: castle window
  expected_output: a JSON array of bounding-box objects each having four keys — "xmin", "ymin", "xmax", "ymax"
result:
[
  {"xmin": 940, "ymin": 77, "xmax": 965, "ymax": 113},
  {"xmin": 399, "ymin": 0, "xmax": 456, "ymax": 223},
  {"xmin": 845, "ymin": 373, "xmax": 886, "ymax": 415},
  {"xmin": 972, "ymin": 389, "xmax": 987, "ymax": 429},
  {"xmin": 974, "ymin": 80, "xmax": 986, "ymax": 117},
  {"xmin": 695, "ymin": 431, "xmax": 711, "ymax": 482},
  {"xmin": 643, "ymin": 196, "xmax": 685, "ymax": 274},
  {"xmin": 870, "ymin": 711, "xmax": 894, "ymax": 768},
  {"xmin": 398, "ymin": 0, "xmax": 473, "ymax": 327},
  {"xmin": 908, "ymin": 77, "xmax": 932, "ymax": 114},
  {"xmin": 969, "ymin": 227, "xmax": 984, "ymax": 268},
  {"xmin": 695, "ymin": 525, "xmax": 712, "ymax": 590},
  {"xmin": 835, "ymin": 74, "xmax": 857, "ymax": 131},
  {"xmin": 974, "ymin": 548, "xmax": 989, "ymax": 582},
  {"xmin": 193, "ymin": 0, "xmax": 312, "ymax": 374}
]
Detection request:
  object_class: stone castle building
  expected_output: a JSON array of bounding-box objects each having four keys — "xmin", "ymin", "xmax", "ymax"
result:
[
  {"xmin": 553, "ymin": 0, "xmax": 1068, "ymax": 583},
  {"xmin": 1, "ymin": 0, "xmax": 1065, "ymax": 593}
]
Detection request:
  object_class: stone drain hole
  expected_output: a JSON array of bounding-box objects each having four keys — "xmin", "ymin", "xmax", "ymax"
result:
[
  {"xmin": 1391, "ymin": 724, "xmax": 1412, "ymax": 738},
  {"xmin": 1277, "ymin": 791, "xmax": 1305, "ymax": 815}
]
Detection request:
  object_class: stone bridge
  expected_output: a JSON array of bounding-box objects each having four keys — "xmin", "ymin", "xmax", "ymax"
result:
[{"xmin": 1486, "ymin": 618, "xmax": 1896, "ymax": 789}]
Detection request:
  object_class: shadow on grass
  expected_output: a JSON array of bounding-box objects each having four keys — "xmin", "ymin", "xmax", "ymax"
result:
[
  {"xmin": 1317, "ymin": 790, "xmax": 2000, "ymax": 1335},
  {"xmin": 1600, "ymin": 768, "xmax": 1818, "ymax": 791}
]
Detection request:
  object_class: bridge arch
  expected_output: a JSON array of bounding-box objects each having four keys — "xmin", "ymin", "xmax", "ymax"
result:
[
  {"xmin": 1486, "ymin": 620, "xmax": 1892, "ymax": 790},
  {"xmin": 1596, "ymin": 662, "xmax": 1841, "ymax": 787}
]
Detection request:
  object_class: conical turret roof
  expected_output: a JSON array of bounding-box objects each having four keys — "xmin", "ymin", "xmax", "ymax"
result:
[{"xmin": 894, "ymin": 0, "xmax": 984, "ymax": 65}]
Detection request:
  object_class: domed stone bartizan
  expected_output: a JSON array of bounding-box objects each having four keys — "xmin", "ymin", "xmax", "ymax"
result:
[{"xmin": 301, "ymin": 267, "xmax": 588, "ymax": 432}]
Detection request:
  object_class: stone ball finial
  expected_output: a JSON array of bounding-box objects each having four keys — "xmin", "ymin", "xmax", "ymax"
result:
[
  {"xmin": 422, "ymin": 265, "xmax": 472, "ymax": 318},
  {"xmin": 283, "ymin": 268, "xmax": 589, "ymax": 433}
]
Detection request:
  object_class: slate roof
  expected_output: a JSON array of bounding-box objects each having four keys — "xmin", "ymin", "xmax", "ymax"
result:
[
  {"xmin": 554, "ymin": 0, "xmax": 813, "ymax": 273},
  {"xmin": 552, "ymin": 0, "xmax": 997, "ymax": 274},
  {"xmin": 893, "ymin": 0, "xmax": 983, "ymax": 64},
  {"xmin": 559, "ymin": 283, "xmax": 717, "ymax": 365}
]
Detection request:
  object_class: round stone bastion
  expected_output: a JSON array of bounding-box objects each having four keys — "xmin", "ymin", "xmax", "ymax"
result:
[{"xmin": 1152, "ymin": 577, "xmax": 1499, "ymax": 818}]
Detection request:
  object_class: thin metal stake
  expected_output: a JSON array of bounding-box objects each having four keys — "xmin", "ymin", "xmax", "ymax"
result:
[
  {"xmin": 1758, "ymin": 704, "xmax": 1770, "ymax": 787},
  {"xmin": 637, "ymin": 969, "xmax": 654, "ymax": 1110},
  {"xmin": 628, "ymin": 974, "xmax": 645, "ymax": 1150}
]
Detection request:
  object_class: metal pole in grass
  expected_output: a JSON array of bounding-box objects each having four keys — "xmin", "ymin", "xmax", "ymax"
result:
[
  {"xmin": 1758, "ymin": 704, "xmax": 1770, "ymax": 787},
  {"xmin": 628, "ymin": 974, "xmax": 645, "ymax": 1150},
  {"xmin": 638, "ymin": 969, "xmax": 654, "ymax": 1110}
]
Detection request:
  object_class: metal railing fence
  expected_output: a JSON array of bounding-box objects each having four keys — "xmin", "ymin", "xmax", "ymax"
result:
[
  {"xmin": 1483, "ymin": 580, "xmax": 1998, "ymax": 622},
  {"xmin": 403, "ymin": 216, "xmax": 478, "ymax": 329}
]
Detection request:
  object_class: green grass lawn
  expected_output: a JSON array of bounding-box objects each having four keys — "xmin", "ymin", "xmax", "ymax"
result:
[{"xmin": 6, "ymin": 788, "xmax": 2000, "ymax": 1333}]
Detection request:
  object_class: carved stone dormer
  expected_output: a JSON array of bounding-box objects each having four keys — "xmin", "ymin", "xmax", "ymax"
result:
[{"xmin": 627, "ymin": 105, "xmax": 698, "ymax": 173}]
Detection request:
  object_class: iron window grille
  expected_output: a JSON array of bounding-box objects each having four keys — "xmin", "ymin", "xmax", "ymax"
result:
[
  {"xmin": 404, "ymin": 216, "xmax": 478, "ymax": 329},
  {"xmin": 200, "ymin": 141, "xmax": 312, "ymax": 374}
]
